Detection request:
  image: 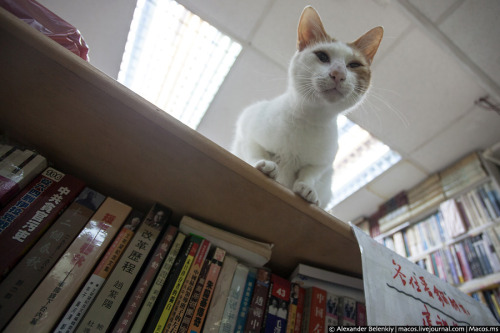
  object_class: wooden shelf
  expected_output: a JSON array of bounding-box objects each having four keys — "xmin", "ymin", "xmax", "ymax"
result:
[{"xmin": 0, "ymin": 8, "xmax": 362, "ymax": 278}]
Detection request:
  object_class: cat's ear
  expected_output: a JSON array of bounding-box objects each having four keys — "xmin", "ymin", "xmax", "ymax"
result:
[
  {"xmin": 351, "ymin": 26, "xmax": 384, "ymax": 64},
  {"xmin": 297, "ymin": 6, "xmax": 330, "ymax": 52}
]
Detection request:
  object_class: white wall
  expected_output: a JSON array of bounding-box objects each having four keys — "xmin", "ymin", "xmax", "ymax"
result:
[{"xmin": 38, "ymin": 0, "xmax": 137, "ymax": 79}]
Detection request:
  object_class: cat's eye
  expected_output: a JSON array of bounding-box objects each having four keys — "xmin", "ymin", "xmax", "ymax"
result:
[
  {"xmin": 348, "ymin": 62, "xmax": 362, "ymax": 68},
  {"xmin": 315, "ymin": 51, "xmax": 330, "ymax": 63}
]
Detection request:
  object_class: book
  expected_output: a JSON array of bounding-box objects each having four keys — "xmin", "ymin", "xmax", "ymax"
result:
[
  {"xmin": 292, "ymin": 283, "xmax": 305, "ymax": 333},
  {"xmin": 0, "ymin": 145, "xmax": 47, "ymax": 207},
  {"xmin": 325, "ymin": 292, "xmax": 339, "ymax": 327},
  {"xmin": 286, "ymin": 282, "xmax": 304, "ymax": 333},
  {"xmin": 289, "ymin": 263, "xmax": 364, "ymax": 302},
  {"xmin": 202, "ymin": 254, "xmax": 238, "ymax": 333},
  {"xmin": 219, "ymin": 263, "xmax": 250, "ymax": 333},
  {"xmin": 235, "ymin": 267, "xmax": 256, "ymax": 333},
  {"xmin": 150, "ymin": 235, "xmax": 202, "ymax": 333},
  {"xmin": 263, "ymin": 273, "xmax": 291, "ymax": 333},
  {"xmin": 0, "ymin": 187, "xmax": 105, "ymax": 331},
  {"xmin": 338, "ymin": 296, "xmax": 357, "ymax": 326},
  {"xmin": 112, "ymin": 223, "xmax": 178, "ymax": 333},
  {"xmin": 244, "ymin": 267, "xmax": 271, "ymax": 333},
  {"xmin": 356, "ymin": 302, "xmax": 367, "ymax": 326},
  {"xmin": 0, "ymin": 167, "xmax": 85, "ymax": 279},
  {"xmin": 3, "ymin": 197, "xmax": 132, "ymax": 333},
  {"xmin": 177, "ymin": 247, "xmax": 213, "ymax": 333},
  {"xmin": 187, "ymin": 247, "xmax": 227, "ymax": 333},
  {"xmin": 75, "ymin": 203, "xmax": 172, "ymax": 333},
  {"xmin": 163, "ymin": 238, "xmax": 211, "ymax": 333},
  {"xmin": 129, "ymin": 231, "xmax": 186, "ymax": 333},
  {"xmin": 179, "ymin": 215, "xmax": 273, "ymax": 266},
  {"xmin": 301, "ymin": 286, "xmax": 326, "ymax": 333},
  {"xmin": 439, "ymin": 198, "xmax": 467, "ymax": 238},
  {"xmin": 53, "ymin": 209, "xmax": 144, "ymax": 333}
]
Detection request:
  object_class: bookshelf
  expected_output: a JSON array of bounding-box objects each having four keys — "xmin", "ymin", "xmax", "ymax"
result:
[
  {"xmin": 371, "ymin": 152, "xmax": 500, "ymax": 295},
  {"xmin": 0, "ymin": 8, "xmax": 361, "ymax": 279}
]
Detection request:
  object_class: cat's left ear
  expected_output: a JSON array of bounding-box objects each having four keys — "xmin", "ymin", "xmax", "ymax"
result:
[
  {"xmin": 351, "ymin": 26, "xmax": 384, "ymax": 64},
  {"xmin": 297, "ymin": 6, "xmax": 330, "ymax": 51}
]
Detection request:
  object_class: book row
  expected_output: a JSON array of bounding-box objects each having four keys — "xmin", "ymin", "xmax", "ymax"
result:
[
  {"xmin": 471, "ymin": 286, "xmax": 500, "ymax": 324},
  {"xmin": 0, "ymin": 148, "xmax": 366, "ymax": 332}
]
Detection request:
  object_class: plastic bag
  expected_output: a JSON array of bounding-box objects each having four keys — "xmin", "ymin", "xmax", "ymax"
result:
[{"xmin": 0, "ymin": 0, "xmax": 89, "ymax": 60}]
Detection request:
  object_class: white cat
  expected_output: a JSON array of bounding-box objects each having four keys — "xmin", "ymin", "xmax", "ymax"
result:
[{"xmin": 232, "ymin": 6, "xmax": 383, "ymax": 210}]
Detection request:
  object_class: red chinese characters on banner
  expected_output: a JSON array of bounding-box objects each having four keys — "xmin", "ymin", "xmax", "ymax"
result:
[{"xmin": 391, "ymin": 258, "xmax": 471, "ymax": 325}]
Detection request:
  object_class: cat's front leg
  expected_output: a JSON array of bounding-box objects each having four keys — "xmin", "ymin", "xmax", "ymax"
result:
[
  {"xmin": 255, "ymin": 160, "xmax": 278, "ymax": 180},
  {"xmin": 293, "ymin": 181, "xmax": 319, "ymax": 205},
  {"xmin": 293, "ymin": 165, "xmax": 329, "ymax": 206}
]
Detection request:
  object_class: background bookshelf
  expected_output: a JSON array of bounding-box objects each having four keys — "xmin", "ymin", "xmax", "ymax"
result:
[
  {"xmin": 366, "ymin": 151, "xmax": 500, "ymax": 297},
  {"xmin": 0, "ymin": 7, "xmax": 361, "ymax": 279}
]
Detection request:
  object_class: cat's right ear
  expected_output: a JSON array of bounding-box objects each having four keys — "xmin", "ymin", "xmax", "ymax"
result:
[{"xmin": 297, "ymin": 6, "xmax": 330, "ymax": 52}]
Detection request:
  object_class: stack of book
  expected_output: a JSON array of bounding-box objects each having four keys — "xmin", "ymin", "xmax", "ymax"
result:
[
  {"xmin": 374, "ymin": 191, "xmax": 410, "ymax": 233},
  {"xmin": 0, "ymin": 146, "xmax": 368, "ymax": 331},
  {"xmin": 407, "ymin": 173, "xmax": 446, "ymax": 220},
  {"xmin": 439, "ymin": 152, "xmax": 489, "ymax": 199}
]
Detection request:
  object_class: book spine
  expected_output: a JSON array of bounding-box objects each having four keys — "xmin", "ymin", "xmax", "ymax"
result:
[
  {"xmin": 263, "ymin": 273, "xmax": 291, "ymax": 333},
  {"xmin": 75, "ymin": 203, "xmax": 172, "ymax": 333},
  {"xmin": 177, "ymin": 252, "xmax": 212, "ymax": 333},
  {"xmin": 152, "ymin": 236, "xmax": 202, "ymax": 333},
  {"xmin": 164, "ymin": 238, "xmax": 211, "ymax": 333},
  {"xmin": 292, "ymin": 284, "xmax": 305, "ymax": 333},
  {"xmin": 305, "ymin": 287, "xmax": 327, "ymax": 333},
  {"xmin": 129, "ymin": 232, "xmax": 186, "ymax": 333},
  {"xmin": 0, "ymin": 147, "xmax": 47, "ymax": 207},
  {"xmin": 356, "ymin": 302, "xmax": 367, "ymax": 326},
  {"xmin": 219, "ymin": 263, "xmax": 250, "ymax": 333},
  {"xmin": 325, "ymin": 292, "xmax": 339, "ymax": 328},
  {"xmin": 234, "ymin": 267, "xmax": 256, "ymax": 333},
  {"xmin": 53, "ymin": 210, "xmax": 143, "ymax": 333},
  {"xmin": 142, "ymin": 235, "xmax": 196, "ymax": 333},
  {"xmin": 338, "ymin": 296, "xmax": 357, "ymax": 326},
  {"xmin": 0, "ymin": 167, "xmax": 85, "ymax": 279},
  {"xmin": 112, "ymin": 224, "xmax": 178, "ymax": 333},
  {"xmin": 244, "ymin": 267, "xmax": 271, "ymax": 333},
  {"xmin": 3, "ymin": 197, "xmax": 132, "ymax": 333},
  {"xmin": 286, "ymin": 283, "xmax": 302, "ymax": 333},
  {"xmin": 0, "ymin": 187, "xmax": 105, "ymax": 331},
  {"xmin": 187, "ymin": 247, "xmax": 226, "ymax": 333}
]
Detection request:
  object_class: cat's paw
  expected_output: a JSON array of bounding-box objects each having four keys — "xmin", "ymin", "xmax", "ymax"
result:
[
  {"xmin": 293, "ymin": 181, "xmax": 319, "ymax": 205},
  {"xmin": 255, "ymin": 160, "xmax": 278, "ymax": 179}
]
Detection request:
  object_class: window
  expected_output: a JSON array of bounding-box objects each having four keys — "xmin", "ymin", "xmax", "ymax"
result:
[{"xmin": 118, "ymin": 0, "xmax": 242, "ymax": 129}]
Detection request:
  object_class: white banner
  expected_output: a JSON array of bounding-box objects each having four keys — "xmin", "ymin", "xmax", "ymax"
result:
[{"xmin": 351, "ymin": 225, "xmax": 498, "ymax": 325}]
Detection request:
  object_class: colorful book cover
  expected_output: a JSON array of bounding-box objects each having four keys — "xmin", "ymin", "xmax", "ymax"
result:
[
  {"xmin": 338, "ymin": 296, "xmax": 357, "ymax": 326},
  {"xmin": 263, "ymin": 273, "xmax": 291, "ymax": 333},
  {"xmin": 286, "ymin": 282, "xmax": 303, "ymax": 333},
  {"xmin": 3, "ymin": 197, "xmax": 132, "ymax": 333},
  {"xmin": 292, "ymin": 285, "xmax": 305, "ymax": 333},
  {"xmin": 163, "ymin": 238, "xmax": 211, "ymax": 333},
  {"xmin": 129, "ymin": 232, "xmax": 186, "ymax": 333},
  {"xmin": 0, "ymin": 187, "xmax": 105, "ymax": 331},
  {"xmin": 235, "ymin": 267, "xmax": 257, "ymax": 333},
  {"xmin": 0, "ymin": 167, "xmax": 85, "ymax": 279},
  {"xmin": 112, "ymin": 224, "xmax": 178, "ymax": 333},
  {"xmin": 219, "ymin": 263, "xmax": 250, "ymax": 332},
  {"xmin": 325, "ymin": 292, "xmax": 339, "ymax": 327},
  {"xmin": 152, "ymin": 235, "xmax": 202, "ymax": 333},
  {"xmin": 53, "ymin": 210, "xmax": 144, "ymax": 333},
  {"xmin": 356, "ymin": 302, "xmax": 367, "ymax": 326},
  {"xmin": 75, "ymin": 203, "xmax": 172, "ymax": 333},
  {"xmin": 244, "ymin": 267, "xmax": 271, "ymax": 333},
  {"xmin": 187, "ymin": 247, "xmax": 227, "ymax": 333}
]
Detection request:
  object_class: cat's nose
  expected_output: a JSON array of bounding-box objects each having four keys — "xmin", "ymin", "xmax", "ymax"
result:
[{"xmin": 329, "ymin": 69, "xmax": 346, "ymax": 84}]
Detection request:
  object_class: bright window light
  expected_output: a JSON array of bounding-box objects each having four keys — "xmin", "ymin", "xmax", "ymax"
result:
[
  {"xmin": 118, "ymin": 0, "xmax": 242, "ymax": 129},
  {"xmin": 331, "ymin": 115, "xmax": 401, "ymax": 206}
]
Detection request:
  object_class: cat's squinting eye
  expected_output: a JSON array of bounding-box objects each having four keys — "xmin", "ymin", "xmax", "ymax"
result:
[
  {"xmin": 314, "ymin": 51, "xmax": 330, "ymax": 63},
  {"xmin": 348, "ymin": 62, "xmax": 362, "ymax": 68}
]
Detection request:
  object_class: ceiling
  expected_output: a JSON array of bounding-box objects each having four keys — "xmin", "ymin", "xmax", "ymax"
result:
[
  {"xmin": 37, "ymin": 0, "xmax": 500, "ymax": 224},
  {"xmin": 177, "ymin": 0, "xmax": 500, "ymax": 223}
]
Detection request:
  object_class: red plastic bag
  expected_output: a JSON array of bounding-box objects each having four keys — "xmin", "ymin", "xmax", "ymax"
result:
[{"xmin": 0, "ymin": 0, "xmax": 89, "ymax": 60}]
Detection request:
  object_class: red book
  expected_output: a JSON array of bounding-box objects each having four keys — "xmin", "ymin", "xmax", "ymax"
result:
[
  {"xmin": 302, "ymin": 287, "xmax": 327, "ymax": 333},
  {"xmin": 263, "ymin": 273, "xmax": 291, "ymax": 333},
  {"xmin": 292, "ymin": 284, "xmax": 306, "ymax": 333},
  {"xmin": 0, "ymin": 167, "xmax": 85, "ymax": 279}
]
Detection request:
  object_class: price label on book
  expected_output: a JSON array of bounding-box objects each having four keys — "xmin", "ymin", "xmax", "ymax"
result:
[{"xmin": 351, "ymin": 225, "xmax": 498, "ymax": 325}]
